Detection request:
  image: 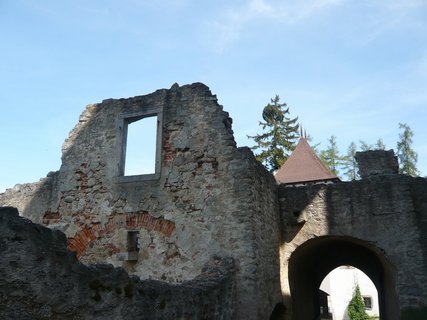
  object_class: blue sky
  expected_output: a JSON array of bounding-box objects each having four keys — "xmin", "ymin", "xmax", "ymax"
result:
[{"xmin": 1, "ymin": 0, "xmax": 427, "ymax": 192}]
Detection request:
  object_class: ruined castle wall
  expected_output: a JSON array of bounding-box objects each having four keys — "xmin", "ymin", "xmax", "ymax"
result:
[
  {"xmin": 279, "ymin": 175, "xmax": 427, "ymax": 316},
  {"xmin": 0, "ymin": 171, "xmax": 59, "ymax": 222},
  {"xmin": 0, "ymin": 83, "xmax": 281, "ymax": 319},
  {"xmin": 0, "ymin": 207, "xmax": 236, "ymax": 320},
  {"xmin": 228, "ymin": 147, "xmax": 282, "ymax": 318}
]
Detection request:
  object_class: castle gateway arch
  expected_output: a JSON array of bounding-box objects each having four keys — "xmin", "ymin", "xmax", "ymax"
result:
[
  {"xmin": 288, "ymin": 236, "xmax": 398, "ymax": 319},
  {"xmin": 278, "ymin": 152, "xmax": 427, "ymax": 319}
]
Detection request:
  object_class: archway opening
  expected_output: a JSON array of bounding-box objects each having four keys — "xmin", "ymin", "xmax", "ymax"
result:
[
  {"xmin": 320, "ymin": 266, "xmax": 380, "ymax": 319},
  {"xmin": 288, "ymin": 236, "xmax": 399, "ymax": 320}
]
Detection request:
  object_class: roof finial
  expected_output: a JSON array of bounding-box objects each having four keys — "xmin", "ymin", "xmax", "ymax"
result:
[{"xmin": 300, "ymin": 124, "xmax": 303, "ymax": 138}]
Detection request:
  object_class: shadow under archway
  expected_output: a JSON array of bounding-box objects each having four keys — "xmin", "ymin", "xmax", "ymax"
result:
[{"xmin": 288, "ymin": 236, "xmax": 399, "ymax": 320}]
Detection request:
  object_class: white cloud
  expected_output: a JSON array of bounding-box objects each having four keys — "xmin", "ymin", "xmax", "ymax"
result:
[
  {"xmin": 208, "ymin": 0, "xmax": 342, "ymax": 52},
  {"xmin": 207, "ymin": 0, "xmax": 427, "ymax": 51},
  {"xmin": 354, "ymin": 0, "xmax": 427, "ymax": 45}
]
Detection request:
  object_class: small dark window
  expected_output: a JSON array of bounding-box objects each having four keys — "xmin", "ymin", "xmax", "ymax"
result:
[
  {"xmin": 363, "ymin": 296, "xmax": 372, "ymax": 310},
  {"xmin": 127, "ymin": 231, "xmax": 140, "ymax": 252}
]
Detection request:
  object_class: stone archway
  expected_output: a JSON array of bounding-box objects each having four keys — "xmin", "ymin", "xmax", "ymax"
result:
[{"xmin": 288, "ymin": 236, "xmax": 399, "ymax": 320}]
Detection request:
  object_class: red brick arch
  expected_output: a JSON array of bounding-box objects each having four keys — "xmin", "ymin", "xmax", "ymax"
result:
[{"xmin": 67, "ymin": 211, "xmax": 175, "ymax": 257}]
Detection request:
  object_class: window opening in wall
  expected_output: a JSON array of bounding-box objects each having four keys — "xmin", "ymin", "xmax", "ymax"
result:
[
  {"xmin": 363, "ymin": 296, "xmax": 373, "ymax": 310},
  {"xmin": 127, "ymin": 231, "xmax": 140, "ymax": 253},
  {"xmin": 124, "ymin": 115, "xmax": 158, "ymax": 176}
]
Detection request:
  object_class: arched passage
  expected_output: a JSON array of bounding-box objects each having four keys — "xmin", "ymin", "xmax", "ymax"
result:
[
  {"xmin": 320, "ymin": 266, "xmax": 380, "ymax": 319},
  {"xmin": 288, "ymin": 236, "xmax": 399, "ymax": 320}
]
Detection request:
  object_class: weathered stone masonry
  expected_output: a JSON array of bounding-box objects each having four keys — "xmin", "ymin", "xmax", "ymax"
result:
[
  {"xmin": 0, "ymin": 207, "xmax": 236, "ymax": 320},
  {"xmin": 0, "ymin": 83, "xmax": 281, "ymax": 319},
  {"xmin": 278, "ymin": 154, "xmax": 427, "ymax": 319}
]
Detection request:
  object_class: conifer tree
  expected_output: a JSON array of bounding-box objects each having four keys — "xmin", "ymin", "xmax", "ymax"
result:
[
  {"xmin": 343, "ymin": 141, "xmax": 359, "ymax": 180},
  {"xmin": 375, "ymin": 139, "xmax": 386, "ymax": 150},
  {"xmin": 248, "ymin": 95, "xmax": 299, "ymax": 172},
  {"xmin": 320, "ymin": 135, "xmax": 345, "ymax": 176},
  {"xmin": 359, "ymin": 140, "xmax": 373, "ymax": 151},
  {"xmin": 348, "ymin": 285, "xmax": 370, "ymax": 320},
  {"xmin": 397, "ymin": 123, "xmax": 419, "ymax": 176}
]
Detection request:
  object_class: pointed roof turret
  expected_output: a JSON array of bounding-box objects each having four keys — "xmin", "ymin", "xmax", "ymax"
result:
[{"xmin": 275, "ymin": 137, "xmax": 339, "ymax": 185}]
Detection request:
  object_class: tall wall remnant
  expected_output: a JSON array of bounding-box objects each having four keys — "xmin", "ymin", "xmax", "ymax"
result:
[
  {"xmin": 355, "ymin": 149, "xmax": 399, "ymax": 178},
  {"xmin": 1, "ymin": 83, "xmax": 427, "ymax": 319},
  {"xmin": 0, "ymin": 83, "xmax": 281, "ymax": 320}
]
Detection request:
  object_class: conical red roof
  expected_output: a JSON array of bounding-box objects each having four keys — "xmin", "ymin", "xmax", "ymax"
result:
[{"xmin": 275, "ymin": 137, "xmax": 339, "ymax": 184}]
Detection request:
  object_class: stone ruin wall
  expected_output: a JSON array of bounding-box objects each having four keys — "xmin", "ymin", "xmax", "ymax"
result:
[
  {"xmin": 0, "ymin": 83, "xmax": 282, "ymax": 319},
  {"xmin": 0, "ymin": 207, "xmax": 236, "ymax": 320},
  {"xmin": 279, "ymin": 173, "xmax": 427, "ymax": 317}
]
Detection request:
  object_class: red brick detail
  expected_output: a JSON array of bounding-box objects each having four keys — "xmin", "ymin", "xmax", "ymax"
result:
[
  {"xmin": 104, "ymin": 243, "xmax": 120, "ymax": 255},
  {"xmin": 125, "ymin": 212, "xmax": 175, "ymax": 237},
  {"xmin": 67, "ymin": 226, "xmax": 97, "ymax": 257},
  {"xmin": 42, "ymin": 210, "xmax": 61, "ymax": 225},
  {"xmin": 163, "ymin": 129, "xmax": 175, "ymax": 163},
  {"xmin": 67, "ymin": 212, "xmax": 175, "ymax": 257}
]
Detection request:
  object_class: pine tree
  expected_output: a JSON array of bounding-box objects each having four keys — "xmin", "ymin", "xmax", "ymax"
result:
[
  {"xmin": 320, "ymin": 135, "xmax": 345, "ymax": 176},
  {"xmin": 359, "ymin": 140, "xmax": 373, "ymax": 151},
  {"xmin": 348, "ymin": 285, "xmax": 370, "ymax": 320},
  {"xmin": 306, "ymin": 134, "xmax": 321, "ymax": 155},
  {"xmin": 343, "ymin": 141, "xmax": 359, "ymax": 180},
  {"xmin": 397, "ymin": 123, "xmax": 419, "ymax": 177},
  {"xmin": 375, "ymin": 139, "xmax": 386, "ymax": 150},
  {"xmin": 248, "ymin": 95, "xmax": 299, "ymax": 172}
]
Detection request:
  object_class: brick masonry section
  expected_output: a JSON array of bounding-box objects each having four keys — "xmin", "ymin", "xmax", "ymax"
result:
[
  {"xmin": 42, "ymin": 210, "xmax": 61, "ymax": 225},
  {"xmin": 68, "ymin": 212, "xmax": 175, "ymax": 257}
]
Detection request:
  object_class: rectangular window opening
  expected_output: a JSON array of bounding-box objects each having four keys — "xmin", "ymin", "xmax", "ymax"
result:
[
  {"xmin": 127, "ymin": 231, "xmax": 140, "ymax": 253},
  {"xmin": 363, "ymin": 296, "xmax": 372, "ymax": 310},
  {"xmin": 124, "ymin": 115, "xmax": 158, "ymax": 176}
]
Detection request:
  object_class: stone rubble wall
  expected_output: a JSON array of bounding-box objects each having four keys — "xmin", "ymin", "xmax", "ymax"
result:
[
  {"xmin": 0, "ymin": 207, "xmax": 236, "ymax": 320},
  {"xmin": 355, "ymin": 149, "xmax": 399, "ymax": 178},
  {"xmin": 279, "ymin": 174, "xmax": 427, "ymax": 315},
  {"xmin": 0, "ymin": 83, "xmax": 281, "ymax": 319},
  {"xmin": 0, "ymin": 171, "xmax": 59, "ymax": 221}
]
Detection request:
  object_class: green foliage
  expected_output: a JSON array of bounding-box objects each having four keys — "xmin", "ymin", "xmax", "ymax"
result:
[
  {"xmin": 306, "ymin": 134, "xmax": 321, "ymax": 155},
  {"xmin": 319, "ymin": 136, "xmax": 346, "ymax": 177},
  {"xmin": 359, "ymin": 140, "xmax": 373, "ymax": 151},
  {"xmin": 397, "ymin": 123, "xmax": 419, "ymax": 177},
  {"xmin": 342, "ymin": 142, "xmax": 360, "ymax": 180},
  {"xmin": 248, "ymin": 95, "xmax": 299, "ymax": 172},
  {"xmin": 348, "ymin": 285, "xmax": 370, "ymax": 320},
  {"xmin": 375, "ymin": 139, "xmax": 386, "ymax": 150}
]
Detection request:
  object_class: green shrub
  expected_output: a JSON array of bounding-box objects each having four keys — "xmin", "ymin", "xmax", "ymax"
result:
[{"xmin": 348, "ymin": 285, "xmax": 370, "ymax": 320}]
